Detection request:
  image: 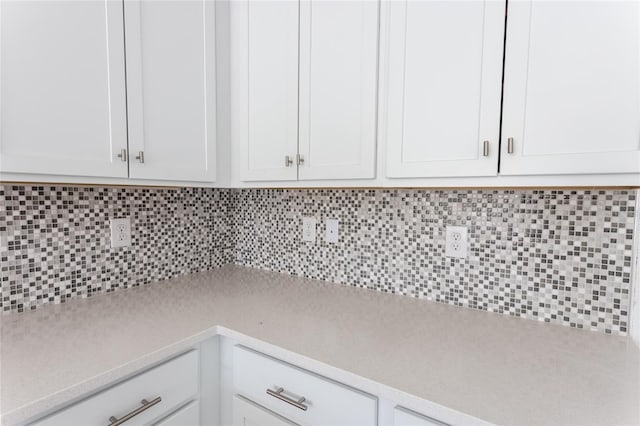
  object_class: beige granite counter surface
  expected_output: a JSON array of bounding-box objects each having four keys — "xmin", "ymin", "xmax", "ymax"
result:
[{"xmin": 1, "ymin": 265, "xmax": 639, "ymax": 425}]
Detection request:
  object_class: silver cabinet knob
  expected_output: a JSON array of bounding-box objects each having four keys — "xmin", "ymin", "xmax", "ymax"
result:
[
  {"xmin": 507, "ymin": 137, "xmax": 514, "ymax": 154},
  {"xmin": 483, "ymin": 140, "xmax": 489, "ymax": 157},
  {"xmin": 135, "ymin": 151, "xmax": 145, "ymax": 164},
  {"xmin": 297, "ymin": 154, "xmax": 304, "ymax": 166},
  {"xmin": 285, "ymin": 155, "xmax": 294, "ymax": 167},
  {"xmin": 117, "ymin": 148, "xmax": 127, "ymax": 162}
]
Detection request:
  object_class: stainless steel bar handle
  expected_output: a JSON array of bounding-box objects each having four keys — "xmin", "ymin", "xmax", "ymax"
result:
[
  {"xmin": 117, "ymin": 149, "xmax": 127, "ymax": 162},
  {"xmin": 285, "ymin": 155, "xmax": 294, "ymax": 167},
  {"xmin": 135, "ymin": 151, "xmax": 145, "ymax": 164},
  {"xmin": 483, "ymin": 140, "xmax": 489, "ymax": 157},
  {"xmin": 266, "ymin": 387, "xmax": 308, "ymax": 411},
  {"xmin": 108, "ymin": 396, "xmax": 162, "ymax": 426},
  {"xmin": 507, "ymin": 137, "xmax": 514, "ymax": 154},
  {"xmin": 297, "ymin": 154, "xmax": 305, "ymax": 166}
]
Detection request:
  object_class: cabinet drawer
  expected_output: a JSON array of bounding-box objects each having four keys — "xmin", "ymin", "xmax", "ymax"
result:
[
  {"xmin": 32, "ymin": 350, "xmax": 199, "ymax": 426},
  {"xmin": 394, "ymin": 407, "xmax": 448, "ymax": 426},
  {"xmin": 232, "ymin": 395, "xmax": 297, "ymax": 426},
  {"xmin": 155, "ymin": 400, "xmax": 199, "ymax": 426},
  {"xmin": 233, "ymin": 345, "xmax": 377, "ymax": 426}
]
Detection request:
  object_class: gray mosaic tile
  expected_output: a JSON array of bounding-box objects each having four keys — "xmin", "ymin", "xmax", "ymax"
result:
[
  {"xmin": 0, "ymin": 185, "xmax": 635, "ymax": 336},
  {"xmin": 0, "ymin": 185, "xmax": 233, "ymax": 312},
  {"xmin": 230, "ymin": 189, "xmax": 636, "ymax": 336}
]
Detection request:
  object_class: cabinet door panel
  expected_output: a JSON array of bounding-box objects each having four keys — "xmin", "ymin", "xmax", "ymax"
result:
[
  {"xmin": 125, "ymin": 0, "xmax": 216, "ymax": 182},
  {"xmin": 0, "ymin": 0, "xmax": 128, "ymax": 178},
  {"xmin": 501, "ymin": 0, "xmax": 640, "ymax": 175},
  {"xmin": 384, "ymin": 0, "xmax": 504, "ymax": 178},
  {"xmin": 232, "ymin": 1, "xmax": 299, "ymax": 182},
  {"xmin": 297, "ymin": 0, "xmax": 379, "ymax": 181}
]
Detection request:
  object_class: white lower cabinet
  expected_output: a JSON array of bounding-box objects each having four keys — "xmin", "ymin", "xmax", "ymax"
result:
[
  {"xmin": 232, "ymin": 395, "xmax": 298, "ymax": 426},
  {"xmin": 24, "ymin": 339, "xmax": 475, "ymax": 426},
  {"xmin": 393, "ymin": 406, "xmax": 448, "ymax": 426},
  {"xmin": 31, "ymin": 351, "xmax": 199, "ymax": 426},
  {"xmin": 232, "ymin": 345, "xmax": 377, "ymax": 426}
]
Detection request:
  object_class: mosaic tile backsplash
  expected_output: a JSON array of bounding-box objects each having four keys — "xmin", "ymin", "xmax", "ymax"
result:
[
  {"xmin": 231, "ymin": 189, "xmax": 636, "ymax": 336},
  {"xmin": 0, "ymin": 185, "xmax": 636, "ymax": 335},
  {"xmin": 0, "ymin": 185, "xmax": 232, "ymax": 312}
]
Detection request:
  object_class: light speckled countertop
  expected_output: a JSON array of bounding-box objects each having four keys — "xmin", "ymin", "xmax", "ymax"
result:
[{"xmin": 1, "ymin": 265, "xmax": 639, "ymax": 426}]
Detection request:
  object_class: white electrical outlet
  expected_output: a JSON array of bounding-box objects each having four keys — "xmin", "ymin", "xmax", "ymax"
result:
[
  {"xmin": 325, "ymin": 218, "xmax": 339, "ymax": 243},
  {"xmin": 302, "ymin": 217, "xmax": 317, "ymax": 242},
  {"xmin": 110, "ymin": 217, "xmax": 132, "ymax": 248},
  {"xmin": 445, "ymin": 225, "xmax": 468, "ymax": 258}
]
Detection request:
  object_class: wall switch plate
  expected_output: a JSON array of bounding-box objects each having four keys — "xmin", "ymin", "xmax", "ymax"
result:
[
  {"xmin": 302, "ymin": 217, "xmax": 317, "ymax": 242},
  {"xmin": 445, "ymin": 225, "xmax": 468, "ymax": 258},
  {"xmin": 110, "ymin": 217, "xmax": 132, "ymax": 248},
  {"xmin": 325, "ymin": 218, "xmax": 339, "ymax": 243}
]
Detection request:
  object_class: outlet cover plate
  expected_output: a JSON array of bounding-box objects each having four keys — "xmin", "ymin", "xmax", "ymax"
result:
[
  {"xmin": 445, "ymin": 225, "xmax": 468, "ymax": 258},
  {"xmin": 302, "ymin": 217, "xmax": 317, "ymax": 242},
  {"xmin": 110, "ymin": 217, "xmax": 132, "ymax": 248},
  {"xmin": 325, "ymin": 218, "xmax": 339, "ymax": 243}
]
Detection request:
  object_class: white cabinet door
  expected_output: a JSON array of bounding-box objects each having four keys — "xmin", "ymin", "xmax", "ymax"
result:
[
  {"xmin": 232, "ymin": 0, "xmax": 299, "ymax": 182},
  {"xmin": 297, "ymin": 0, "xmax": 379, "ymax": 181},
  {"xmin": 232, "ymin": 395, "xmax": 298, "ymax": 426},
  {"xmin": 125, "ymin": 0, "xmax": 216, "ymax": 182},
  {"xmin": 384, "ymin": 0, "xmax": 504, "ymax": 178},
  {"xmin": 0, "ymin": 0, "xmax": 128, "ymax": 178},
  {"xmin": 501, "ymin": 0, "xmax": 640, "ymax": 175}
]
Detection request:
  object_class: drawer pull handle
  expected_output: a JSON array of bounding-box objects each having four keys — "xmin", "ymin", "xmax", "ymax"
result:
[
  {"xmin": 266, "ymin": 387, "xmax": 308, "ymax": 411},
  {"xmin": 108, "ymin": 396, "xmax": 162, "ymax": 425}
]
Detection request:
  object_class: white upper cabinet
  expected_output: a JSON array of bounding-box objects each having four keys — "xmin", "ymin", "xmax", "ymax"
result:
[
  {"xmin": 4, "ymin": 0, "xmax": 640, "ymax": 187},
  {"xmin": 297, "ymin": 0, "xmax": 379, "ymax": 181},
  {"xmin": 0, "ymin": 0, "xmax": 128, "ymax": 178},
  {"xmin": 232, "ymin": 0, "xmax": 299, "ymax": 182},
  {"xmin": 501, "ymin": 0, "xmax": 640, "ymax": 176},
  {"xmin": 125, "ymin": 0, "xmax": 217, "ymax": 182},
  {"xmin": 232, "ymin": 0, "xmax": 379, "ymax": 183},
  {"xmin": 383, "ymin": 0, "xmax": 505, "ymax": 178}
]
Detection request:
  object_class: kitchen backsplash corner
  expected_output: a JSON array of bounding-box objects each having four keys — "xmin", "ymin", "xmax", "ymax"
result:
[{"xmin": 1, "ymin": 184, "xmax": 637, "ymax": 337}]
